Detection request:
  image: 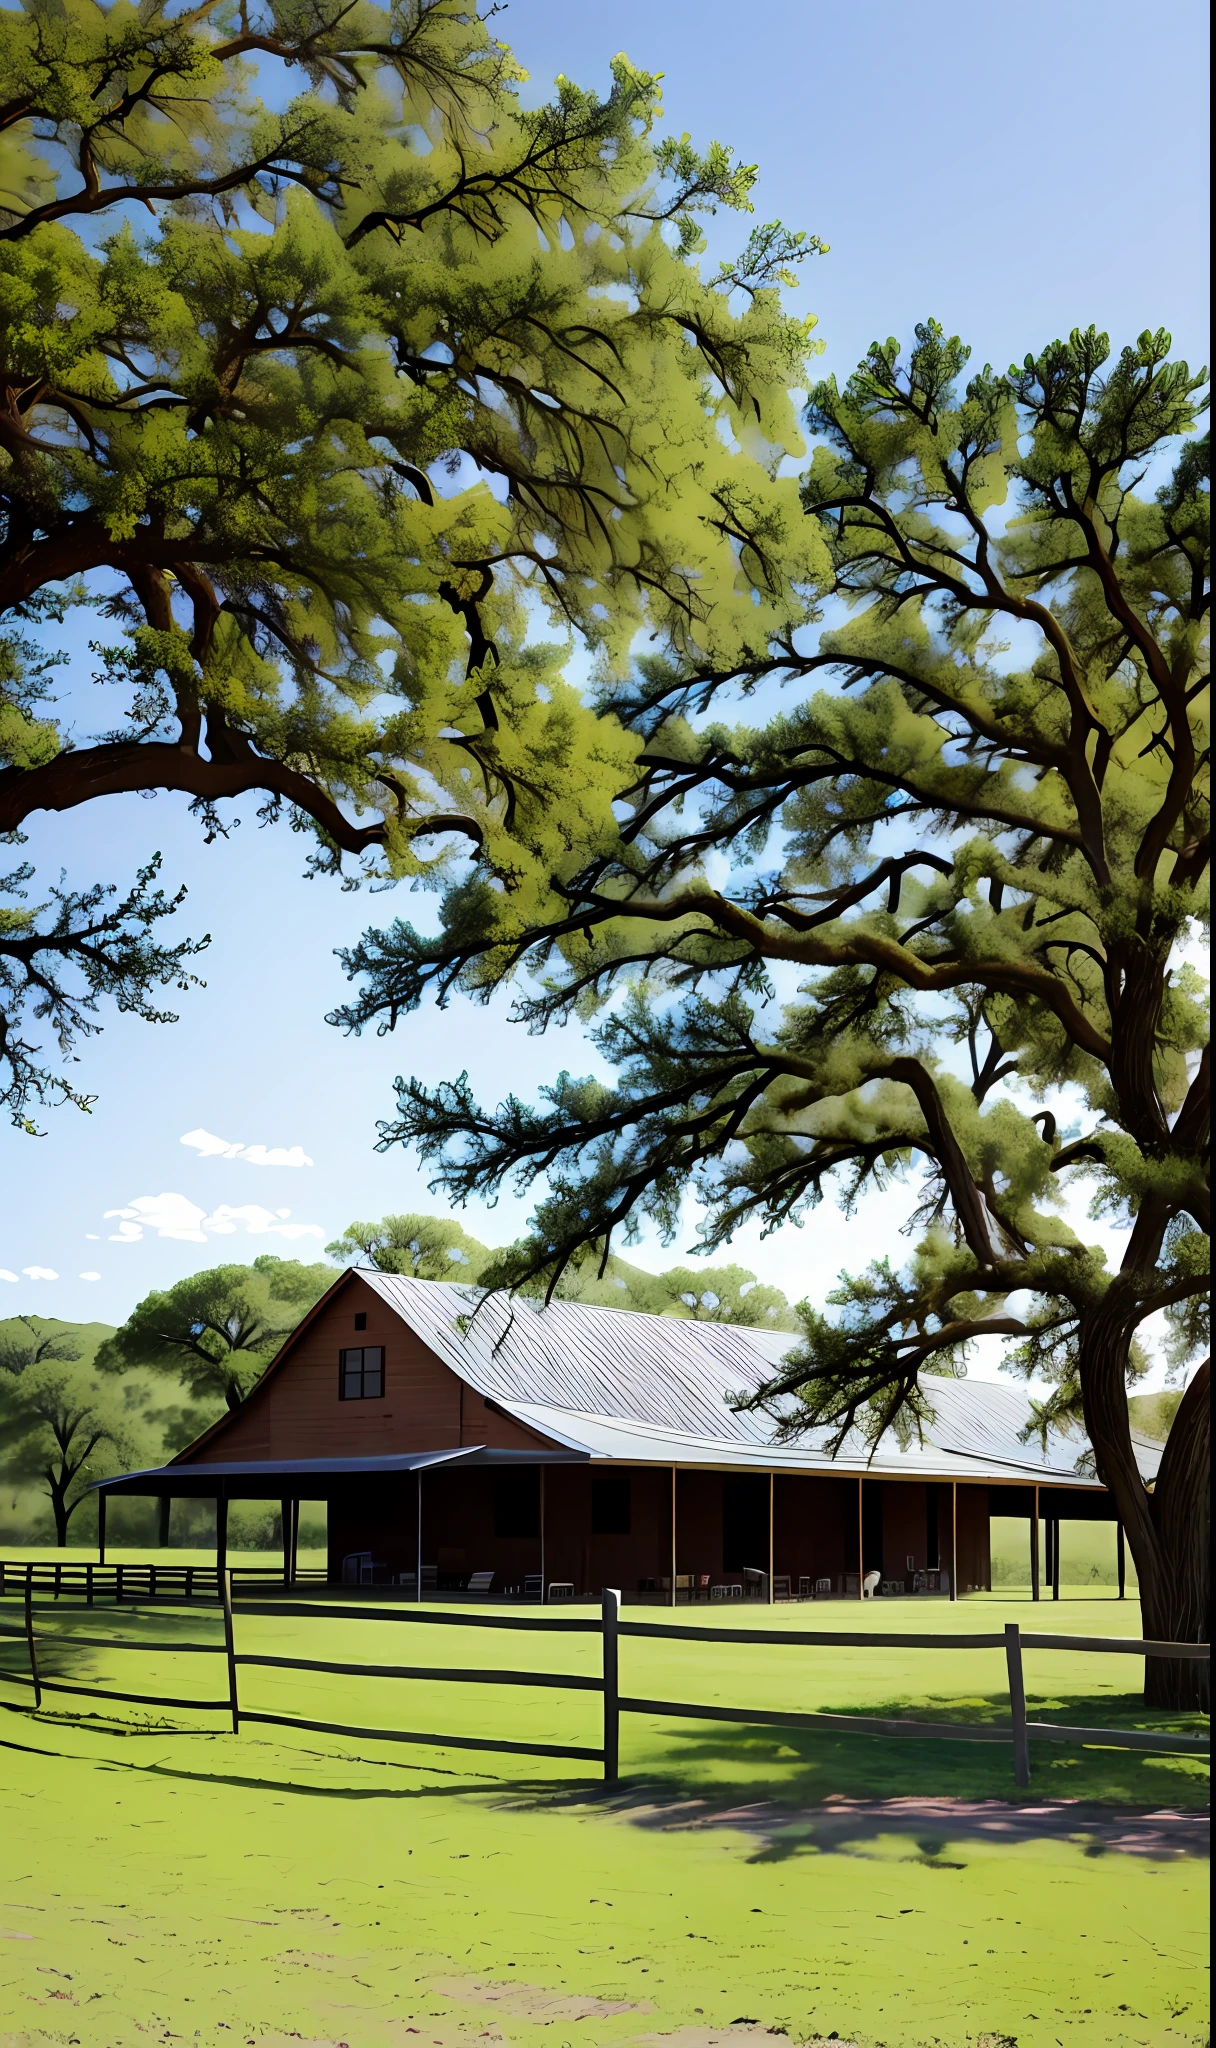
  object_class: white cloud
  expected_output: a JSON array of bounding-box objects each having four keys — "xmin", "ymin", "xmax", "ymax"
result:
[
  {"xmin": 202, "ymin": 1203, "xmax": 325, "ymax": 1241},
  {"xmin": 180, "ymin": 1128, "xmax": 313, "ymax": 1168},
  {"xmin": 22, "ymin": 1266, "xmax": 58, "ymax": 1281},
  {"xmin": 103, "ymin": 1192, "xmax": 324, "ymax": 1245},
  {"xmin": 85, "ymin": 1234, "xmax": 100, "ymax": 1241},
  {"xmin": 79, "ymin": 1271, "xmax": 101, "ymax": 1281},
  {"xmin": 181, "ymin": 1128, "xmax": 244, "ymax": 1159},
  {"xmin": 105, "ymin": 1194, "xmax": 208, "ymax": 1243},
  {"xmin": 0, "ymin": 1269, "xmax": 17, "ymax": 1283}
]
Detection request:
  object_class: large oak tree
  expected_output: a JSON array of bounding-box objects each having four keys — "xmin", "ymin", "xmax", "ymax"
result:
[
  {"xmin": 0, "ymin": 0, "xmax": 821, "ymax": 1125},
  {"xmin": 346, "ymin": 323, "xmax": 1210, "ymax": 1706}
]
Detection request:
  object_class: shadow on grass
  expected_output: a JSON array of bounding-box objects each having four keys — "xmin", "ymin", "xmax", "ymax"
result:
[{"xmin": 608, "ymin": 1698, "xmax": 1207, "ymax": 1801}]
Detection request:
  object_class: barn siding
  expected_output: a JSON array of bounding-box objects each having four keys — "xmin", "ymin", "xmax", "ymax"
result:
[{"xmin": 187, "ymin": 1272, "xmax": 547, "ymax": 1463}]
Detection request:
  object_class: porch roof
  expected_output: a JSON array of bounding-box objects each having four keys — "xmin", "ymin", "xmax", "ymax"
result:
[{"xmin": 93, "ymin": 1443, "xmax": 586, "ymax": 1497}]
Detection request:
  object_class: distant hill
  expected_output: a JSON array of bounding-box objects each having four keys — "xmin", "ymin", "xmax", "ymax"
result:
[
  {"xmin": 0, "ymin": 1315, "xmax": 117, "ymax": 1368},
  {"xmin": 1128, "ymin": 1389, "xmax": 1183, "ymax": 1442}
]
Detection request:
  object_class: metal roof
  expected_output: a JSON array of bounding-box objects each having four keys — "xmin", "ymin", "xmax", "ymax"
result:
[{"xmin": 360, "ymin": 1274, "xmax": 1161, "ymax": 1491}]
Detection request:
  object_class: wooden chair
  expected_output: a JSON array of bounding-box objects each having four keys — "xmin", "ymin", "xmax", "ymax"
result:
[
  {"xmin": 772, "ymin": 1573, "xmax": 793, "ymax": 1600},
  {"xmin": 467, "ymin": 1570, "xmax": 494, "ymax": 1595}
]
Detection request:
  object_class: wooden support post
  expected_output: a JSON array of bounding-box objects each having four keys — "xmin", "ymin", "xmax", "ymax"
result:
[
  {"xmin": 289, "ymin": 1500, "xmax": 299, "ymax": 1585},
  {"xmin": 216, "ymin": 1491, "xmax": 228, "ymax": 1587},
  {"xmin": 281, "ymin": 1498, "xmax": 292, "ymax": 1587},
  {"xmin": 24, "ymin": 1575, "xmax": 41, "ymax": 1711},
  {"xmin": 950, "ymin": 1482, "xmax": 957, "ymax": 1602},
  {"xmin": 601, "ymin": 1587, "xmax": 620, "ymax": 1784},
  {"xmin": 1051, "ymin": 1516, "xmax": 1060, "ymax": 1601},
  {"xmin": 416, "ymin": 1470, "xmax": 423, "ymax": 1603},
  {"xmin": 221, "ymin": 1568, "xmax": 240, "ymax": 1735},
  {"xmin": 1004, "ymin": 1622, "xmax": 1030, "ymax": 1788},
  {"xmin": 857, "ymin": 1477, "xmax": 864, "ymax": 1599},
  {"xmin": 97, "ymin": 1491, "xmax": 106, "ymax": 1566},
  {"xmin": 1117, "ymin": 1521, "xmax": 1126, "ymax": 1600},
  {"xmin": 158, "ymin": 1495, "xmax": 171, "ymax": 1549},
  {"xmin": 670, "ymin": 1467, "xmax": 677, "ymax": 1607},
  {"xmin": 768, "ymin": 1472, "xmax": 774, "ymax": 1604},
  {"xmin": 86, "ymin": 1562, "xmax": 94, "ymax": 1610},
  {"xmin": 1031, "ymin": 1485, "xmax": 1040, "ymax": 1603},
  {"xmin": 540, "ymin": 1467, "xmax": 546, "ymax": 1602}
]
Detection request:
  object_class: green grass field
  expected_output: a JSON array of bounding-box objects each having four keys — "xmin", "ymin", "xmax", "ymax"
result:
[{"xmin": 0, "ymin": 1550, "xmax": 1208, "ymax": 2048}]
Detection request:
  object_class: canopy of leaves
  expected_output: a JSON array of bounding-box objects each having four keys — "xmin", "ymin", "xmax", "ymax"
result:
[
  {"xmin": 0, "ymin": 0, "xmax": 824, "ymax": 1126},
  {"xmin": 345, "ymin": 324, "xmax": 1208, "ymax": 1630},
  {"xmin": 95, "ymin": 1254, "xmax": 334, "ymax": 1408}
]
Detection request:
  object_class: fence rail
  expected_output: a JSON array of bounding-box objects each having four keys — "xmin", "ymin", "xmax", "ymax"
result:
[
  {"xmin": 0, "ymin": 1559, "xmax": 325, "ymax": 1604},
  {"xmin": 0, "ymin": 1577, "xmax": 1207, "ymax": 1789}
]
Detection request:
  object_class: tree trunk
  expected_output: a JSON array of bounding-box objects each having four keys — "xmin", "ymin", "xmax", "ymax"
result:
[
  {"xmin": 1079, "ymin": 1300, "xmax": 1209, "ymax": 1711},
  {"xmin": 1142, "ymin": 1360, "xmax": 1210, "ymax": 1710},
  {"xmin": 50, "ymin": 1486, "xmax": 69, "ymax": 1547}
]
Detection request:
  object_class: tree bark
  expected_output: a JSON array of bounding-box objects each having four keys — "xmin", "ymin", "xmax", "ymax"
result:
[
  {"xmin": 1080, "ymin": 1301, "xmax": 1210, "ymax": 1710},
  {"xmin": 1143, "ymin": 1359, "xmax": 1210, "ymax": 1710}
]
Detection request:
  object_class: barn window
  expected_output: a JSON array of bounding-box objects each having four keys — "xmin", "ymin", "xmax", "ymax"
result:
[
  {"xmin": 354, "ymin": 1311, "xmax": 367, "ymax": 1331},
  {"xmin": 493, "ymin": 1467, "xmax": 539, "ymax": 1538},
  {"xmin": 592, "ymin": 1472, "xmax": 631, "ymax": 1535},
  {"xmin": 338, "ymin": 1346, "xmax": 384, "ymax": 1400}
]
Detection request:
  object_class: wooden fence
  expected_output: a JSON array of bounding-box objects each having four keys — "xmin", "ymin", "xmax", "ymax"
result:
[
  {"xmin": 0, "ymin": 1559, "xmax": 326, "ymax": 1603},
  {"xmin": 0, "ymin": 1576, "xmax": 1208, "ymax": 1789}
]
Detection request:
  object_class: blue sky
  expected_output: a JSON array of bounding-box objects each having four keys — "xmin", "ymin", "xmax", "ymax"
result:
[{"xmin": 2, "ymin": 0, "xmax": 1210, "ymax": 1355}]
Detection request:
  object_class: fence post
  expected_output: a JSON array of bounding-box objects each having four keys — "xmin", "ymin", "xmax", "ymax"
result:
[
  {"xmin": 601, "ymin": 1587, "xmax": 620, "ymax": 1785},
  {"xmin": 1004, "ymin": 1622, "xmax": 1030, "ymax": 1789},
  {"xmin": 24, "ymin": 1575, "xmax": 42, "ymax": 1711},
  {"xmin": 221, "ymin": 1568, "xmax": 240, "ymax": 1735}
]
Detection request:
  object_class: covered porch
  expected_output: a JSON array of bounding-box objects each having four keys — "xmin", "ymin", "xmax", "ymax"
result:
[{"xmin": 82, "ymin": 1454, "xmax": 1102, "ymax": 1604}]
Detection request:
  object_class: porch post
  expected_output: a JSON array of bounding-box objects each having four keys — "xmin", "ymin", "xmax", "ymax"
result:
[
  {"xmin": 97, "ymin": 1490, "xmax": 107, "ymax": 1565},
  {"xmin": 670, "ymin": 1466, "xmax": 677, "ymax": 1607},
  {"xmin": 1116, "ymin": 1521, "xmax": 1126, "ymax": 1600},
  {"xmin": 949, "ymin": 1481, "xmax": 957, "ymax": 1602},
  {"xmin": 856, "ymin": 1477, "xmax": 863, "ymax": 1599},
  {"xmin": 416, "ymin": 1469, "xmax": 423, "ymax": 1602},
  {"xmin": 216, "ymin": 1489, "xmax": 228, "ymax": 1582},
  {"xmin": 281, "ymin": 1497, "xmax": 292, "ymax": 1587},
  {"xmin": 1051, "ymin": 1513, "xmax": 1060, "ymax": 1601},
  {"xmin": 540, "ymin": 1466, "xmax": 546, "ymax": 1602},
  {"xmin": 1030, "ymin": 1485, "xmax": 1040, "ymax": 1602},
  {"xmin": 289, "ymin": 1500, "xmax": 299, "ymax": 1585},
  {"xmin": 767, "ymin": 1472, "xmax": 774, "ymax": 1603},
  {"xmin": 158, "ymin": 1494, "xmax": 170, "ymax": 1548}
]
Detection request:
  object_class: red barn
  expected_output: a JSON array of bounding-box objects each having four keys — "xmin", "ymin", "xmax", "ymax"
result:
[{"xmin": 96, "ymin": 1271, "xmax": 1158, "ymax": 1601}]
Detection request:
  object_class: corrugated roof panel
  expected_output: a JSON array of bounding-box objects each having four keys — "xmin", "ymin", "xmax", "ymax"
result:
[{"xmin": 360, "ymin": 1274, "xmax": 1158, "ymax": 1489}]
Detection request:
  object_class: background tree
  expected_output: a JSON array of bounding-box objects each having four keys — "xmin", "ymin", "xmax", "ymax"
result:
[
  {"xmin": 0, "ymin": 1354, "xmax": 144, "ymax": 1543},
  {"xmin": 327, "ymin": 1212, "xmax": 490, "ymax": 1280},
  {"xmin": 96, "ymin": 1255, "xmax": 333, "ymax": 1410},
  {"xmin": 0, "ymin": 0, "xmax": 822, "ymax": 1126},
  {"xmin": 326, "ymin": 1209, "xmax": 796, "ymax": 1323},
  {"xmin": 343, "ymin": 325, "xmax": 1210, "ymax": 1706},
  {"xmin": 652, "ymin": 1263, "xmax": 798, "ymax": 1328}
]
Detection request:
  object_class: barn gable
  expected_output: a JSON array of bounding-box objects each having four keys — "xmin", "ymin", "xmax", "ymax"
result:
[{"xmin": 175, "ymin": 1270, "xmax": 555, "ymax": 1465}]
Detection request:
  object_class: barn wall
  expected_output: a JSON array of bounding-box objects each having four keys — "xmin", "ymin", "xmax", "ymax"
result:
[{"xmin": 184, "ymin": 1273, "xmax": 547, "ymax": 1463}]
